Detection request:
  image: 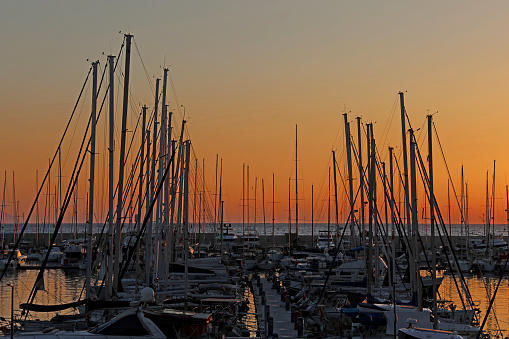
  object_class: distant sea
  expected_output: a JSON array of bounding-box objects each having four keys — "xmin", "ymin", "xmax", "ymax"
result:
[{"xmin": 1, "ymin": 222, "xmax": 508, "ymax": 238}]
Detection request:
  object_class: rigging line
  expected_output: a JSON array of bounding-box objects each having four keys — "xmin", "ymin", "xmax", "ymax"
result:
[
  {"xmin": 317, "ymin": 164, "xmax": 362, "ymax": 305},
  {"xmin": 118, "ymin": 120, "xmax": 184, "ymax": 283},
  {"xmin": 379, "ymin": 97, "xmax": 399, "ymax": 158},
  {"xmin": 28, "ymin": 44, "xmax": 127, "ymax": 306},
  {"xmin": 133, "ymin": 37, "xmax": 155, "ymax": 94},
  {"xmin": 478, "ymin": 269, "xmax": 503, "ymax": 336},
  {"xmin": 63, "ymin": 78, "xmax": 92, "ymax": 171},
  {"xmin": 414, "ymin": 138, "xmax": 474, "ymax": 312},
  {"xmin": 25, "ymin": 118, "xmax": 92, "ymax": 319},
  {"xmin": 376, "ymin": 146, "xmax": 446, "ymax": 301},
  {"xmin": 0, "ymin": 66, "xmax": 92, "ymax": 283},
  {"xmin": 167, "ymin": 67, "xmax": 181, "ymax": 117},
  {"xmin": 476, "ymin": 251, "xmax": 509, "ymax": 337},
  {"xmin": 433, "ymin": 122, "xmax": 466, "ymax": 230}
]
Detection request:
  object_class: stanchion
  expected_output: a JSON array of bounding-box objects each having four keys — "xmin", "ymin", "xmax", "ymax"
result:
[
  {"xmin": 297, "ymin": 316, "xmax": 304, "ymax": 336},
  {"xmin": 268, "ymin": 317, "xmax": 274, "ymax": 336},
  {"xmin": 294, "ymin": 311, "xmax": 302, "ymax": 330}
]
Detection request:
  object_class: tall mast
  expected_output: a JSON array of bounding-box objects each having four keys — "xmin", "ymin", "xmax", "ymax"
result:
[
  {"xmin": 214, "ymin": 155, "xmax": 218, "ymax": 247},
  {"xmin": 107, "ymin": 54, "xmax": 115, "ymax": 300},
  {"xmin": 356, "ymin": 117, "xmax": 365, "ymax": 250},
  {"xmin": 461, "ymin": 166, "xmax": 464, "ymax": 239},
  {"xmin": 506, "ymin": 185, "xmax": 509, "ymax": 246},
  {"xmin": 367, "ymin": 124, "xmax": 374, "ymax": 296},
  {"xmin": 328, "ymin": 166, "xmax": 330, "ymax": 249},
  {"xmin": 344, "ymin": 114, "xmax": 355, "ymax": 247},
  {"xmin": 155, "ymin": 68, "xmax": 168, "ymax": 280},
  {"xmin": 485, "ymin": 171, "xmax": 489, "ymax": 248},
  {"xmin": 254, "ymin": 177, "xmax": 257, "ymax": 234},
  {"xmin": 137, "ymin": 106, "xmax": 146, "ymax": 274},
  {"xmin": 389, "ymin": 146, "xmax": 397, "ymax": 337},
  {"xmin": 162, "ymin": 69, "xmax": 169, "ymax": 234},
  {"xmin": 169, "ymin": 111, "xmax": 175, "ymax": 255},
  {"xmin": 148, "ymin": 77, "xmax": 160, "ymax": 284},
  {"xmin": 448, "ymin": 180, "xmax": 451, "ymax": 235},
  {"xmin": 1, "ymin": 172, "xmax": 6, "ymax": 250},
  {"xmin": 311, "ymin": 184, "xmax": 314, "ymax": 248},
  {"xmin": 399, "ymin": 92, "xmax": 411, "ymax": 239},
  {"xmin": 58, "ymin": 146, "xmax": 62, "ymax": 243},
  {"xmin": 247, "ymin": 165, "xmax": 250, "ymax": 242},
  {"xmin": 114, "ymin": 33, "xmax": 132, "ymax": 292},
  {"xmin": 295, "ymin": 124, "xmax": 299, "ymax": 243},
  {"xmin": 86, "ymin": 60, "xmax": 98, "ymax": 312},
  {"xmin": 428, "ymin": 115, "xmax": 437, "ymax": 328},
  {"xmin": 409, "ymin": 129, "xmax": 421, "ymax": 310},
  {"xmin": 466, "ymin": 182, "xmax": 470, "ymax": 248},
  {"xmin": 36, "ymin": 171, "xmax": 39, "ymax": 247},
  {"xmin": 262, "ymin": 178, "xmax": 266, "ymax": 251},
  {"xmin": 145, "ymin": 128, "xmax": 151, "ymax": 285},
  {"xmin": 332, "ymin": 151, "xmax": 339, "ymax": 249},
  {"xmin": 272, "ymin": 173, "xmax": 275, "ymax": 247},
  {"xmin": 182, "ymin": 140, "xmax": 191, "ymax": 313},
  {"xmin": 242, "ymin": 163, "xmax": 244, "ymax": 239},
  {"xmin": 219, "ymin": 158, "xmax": 223, "ymax": 253},
  {"xmin": 492, "ymin": 160, "xmax": 496, "ymax": 242},
  {"xmin": 288, "ymin": 177, "xmax": 291, "ymax": 251}
]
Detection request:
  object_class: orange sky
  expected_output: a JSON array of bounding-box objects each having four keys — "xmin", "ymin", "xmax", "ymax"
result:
[{"xmin": 1, "ymin": 1, "xmax": 509, "ymax": 227}]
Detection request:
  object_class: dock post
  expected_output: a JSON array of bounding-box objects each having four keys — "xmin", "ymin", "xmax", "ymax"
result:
[{"xmin": 297, "ymin": 317, "xmax": 304, "ymax": 336}]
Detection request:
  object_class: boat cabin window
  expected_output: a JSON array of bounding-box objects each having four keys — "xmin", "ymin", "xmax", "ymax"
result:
[{"xmin": 94, "ymin": 314, "xmax": 150, "ymax": 336}]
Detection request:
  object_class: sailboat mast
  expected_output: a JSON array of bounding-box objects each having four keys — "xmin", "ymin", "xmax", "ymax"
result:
[
  {"xmin": 86, "ymin": 60, "xmax": 98, "ymax": 313},
  {"xmin": 356, "ymin": 117, "xmax": 365, "ymax": 250},
  {"xmin": 247, "ymin": 165, "xmax": 250, "ymax": 246},
  {"xmin": 183, "ymin": 140, "xmax": 191, "ymax": 313},
  {"xmin": 399, "ymin": 92, "xmax": 412, "ymax": 240},
  {"xmin": 389, "ymin": 146, "xmax": 397, "ymax": 337},
  {"xmin": 242, "ymin": 163, "xmax": 244, "ymax": 240},
  {"xmin": 295, "ymin": 124, "xmax": 298, "ymax": 243},
  {"xmin": 272, "ymin": 173, "xmax": 275, "ymax": 247},
  {"xmin": 328, "ymin": 166, "xmax": 330, "ymax": 249},
  {"xmin": 162, "ymin": 70, "xmax": 169, "ymax": 236},
  {"xmin": 311, "ymin": 184, "xmax": 314, "ymax": 248},
  {"xmin": 332, "ymin": 151, "xmax": 339, "ymax": 249},
  {"xmin": 344, "ymin": 114, "xmax": 355, "ymax": 247},
  {"xmin": 262, "ymin": 178, "xmax": 266, "ymax": 251},
  {"xmin": 288, "ymin": 176, "xmax": 291, "ymax": 251},
  {"xmin": 492, "ymin": 160, "xmax": 496, "ymax": 241},
  {"xmin": 148, "ymin": 77, "xmax": 160, "ymax": 284},
  {"xmin": 485, "ymin": 171, "xmax": 489, "ymax": 248},
  {"xmin": 114, "ymin": 34, "xmax": 132, "ymax": 292},
  {"xmin": 145, "ymin": 128, "xmax": 151, "ymax": 285},
  {"xmin": 506, "ymin": 185, "xmax": 509, "ymax": 246},
  {"xmin": 219, "ymin": 158, "xmax": 223, "ymax": 253},
  {"xmin": 107, "ymin": 54, "xmax": 115, "ymax": 300},
  {"xmin": 461, "ymin": 166, "xmax": 464, "ymax": 239},
  {"xmin": 215, "ymin": 155, "xmax": 219, "ymax": 247},
  {"xmin": 428, "ymin": 114, "xmax": 437, "ymax": 328},
  {"xmin": 137, "ymin": 106, "xmax": 146, "ymax": 273},
  {"xmin": 1, "ymin": 172, "xmax": 5, "ymax": 250},
  {"xmin": 155, "ymin": 68, "xmax": 168, "ymax": 281},
  {"xmin": 409, "ymin": 129, "xmax": 421, "ymax": 310},
  {"xmin": 36, "ymin": 171, "xmax": 39, "ymax": 247}
]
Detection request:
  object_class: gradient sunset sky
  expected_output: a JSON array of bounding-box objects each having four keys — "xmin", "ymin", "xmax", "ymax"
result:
[{"xmin": 1, "ymin": 1, "xmax": 509, "ymax": 227}]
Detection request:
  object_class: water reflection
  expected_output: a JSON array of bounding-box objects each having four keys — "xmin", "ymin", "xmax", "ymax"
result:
[
  {"xmin": 1, "ymin": 268, "xmax": 509, "ymax": 337},
  {"xmin": 438, "ymin": 272, "xmax": 509, "ymax": 337},
  {"xmin": 0, "ymin": 269, "xmax": 85, "ymax": 323}
]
